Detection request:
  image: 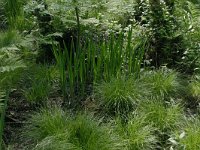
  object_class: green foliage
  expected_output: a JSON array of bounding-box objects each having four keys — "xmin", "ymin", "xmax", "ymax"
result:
[
  {"xmin": 0, "ymin": 50, "xmax": 26, "ymax": 89},
  {"xmin": 170, "ymin": 117, "xmax": 200, "ymax": 150},
  {"xmin": 175, "ymin": 0, "xmax": 200, "ymax": 73},
  {"xmin": 94, "ymin": 76, "xmax": 147, "ymax": 116},
  {"xmin": 127, "ymin": 117, "xmax": 157, "ymax": 150},
  {"xmin": 23, "ymin": 107, "xmax": 68, "ymax": 143},
  {"xmin": 189, "ymin": 76, "xmax": 200, "ymax": 100},
  {"xmin": 0, "ymin": 30, "xmax": 20, "ymax": 48},
  {"xmin": 0, "ymin": 30, "xmax": 28, "ymax": 88},
  {"xmin": 23, "ymin": 0, "xmax": 200, "ymax": 73},
  {"xmin": 137, "ymin": 98, "xmax": 184, "ymax": 148},
  {"xmin": 95, "ymin": 68, "xmax": 184, "ymax": 117},
  {"xmin": 140, "ymin": 68, "xmax": 183, "ymax": 98},
  {"xmin": 132, "ymin": 0, "xmax": 185, "ymax": 67},
  {"xmin": 2, "ymin": 0, "xmax": 200, "ymax": 149},
  {"xmin": 67, "ymin": 114, "xmax": 123, "ymax": 150},
  {"xmin": 0, "ymin": 42, "xmax": 26, "ymax": 149},
  {"xmin": 3, "ymin": 0, "xmax": 25, "ymax": 29},
  {"xmin": 0, "ymin": 92, "xmax": 5, "ymax": 113},
  {"xmin": 22, "ymin": 65, "xmax": 52, "ymax": 105},
  {"xmin": 190, "ymin": 81, "xmax": 200, "ymax": 98},
  {"xmin": 115, "ymin": 115, "xmax": 157, "ymax": 150},
  {"xmin": 52, "ymin": 44, "xmax": 68, "ymax": 102},
  {"xmin": 53, "ymin": 29, "xmax": 146, "ymax": 104},
  {"xmin": 138, "ymin": 99, "xmax": 183, "ymax": 132},
  {"xmin": 23, "ymin": 107, "xmax": 124, "ymax": 150},
  {"xmin": 0, "ymin": 1, "xmax": 7, "ymax": 30},
  {"xmin": 25, "ymin": 0, "xmax": 136, "ymax": 34}
]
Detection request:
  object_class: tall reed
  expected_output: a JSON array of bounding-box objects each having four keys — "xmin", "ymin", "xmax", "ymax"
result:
[
  {"xmin": 52, "ymin": 43, "xmax": 68, "ymax": 103},
  {"xmin": 4, "ymin": 0, "xmax": 24, "ymax": 29},
  {"xmin": 52, "ymin": 28, "xmax": 146, "ymax": 103}
]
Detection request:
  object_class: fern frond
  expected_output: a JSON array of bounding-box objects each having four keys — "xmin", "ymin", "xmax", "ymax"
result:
[{"xmin": 0, "ymin": 49, "xmax": 26, "ymax": 88}]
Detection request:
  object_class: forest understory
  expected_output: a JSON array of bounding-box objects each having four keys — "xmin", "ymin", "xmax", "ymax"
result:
[{"xmin": 0, "ymin": 0, "xmax": 200, "ymax": 150}]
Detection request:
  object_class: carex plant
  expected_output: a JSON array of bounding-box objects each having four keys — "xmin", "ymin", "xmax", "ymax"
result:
[
  {"xmin": 52, "ymin": 28, "xmax": 147, "ymax": 104},
  {"xmin": 114, "ymin": 114, "xmax": 157, "ymax": 150},
  {"xmin": 23, "ymin": 107, "xmax": 125, "ymax": 150},
  {"xmin": 169, "ymin": 115, "xmax": 200, "ymax": 150}
]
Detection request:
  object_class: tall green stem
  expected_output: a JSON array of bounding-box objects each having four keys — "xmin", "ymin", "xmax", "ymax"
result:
[{"xmin": 73, "ymin": 0, "xmax": 80, "ymax": 51}]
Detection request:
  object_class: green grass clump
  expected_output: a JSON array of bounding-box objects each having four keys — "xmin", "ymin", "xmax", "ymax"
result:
[
  {"xmin": 127, "ymin": 116, "xmax": 157, "ymax": 150},
  {"xmin": 115, "ymin": 115, "xmax": 157, "ymax": 150},
  {"xmin": 0, "ymin": 30, "xmax": 20, "ymax": 48},
  {"xmin": 140, "ymin": 69, "xmax": 182, "ymax": 98},
  {"xmin": 179, "ymin": 118, "xmax": 200, "ymax": 150},
  {"xmin": 189, "ymin": 76, "xmax": 200, "ymax": 100},
  {"xmin": 23, "ymin": 107, "xmax": 124, "ymax": 150},
  {"xmin": 94, "ymin": 69, "xmax": 183, "ymax": 117},
  {"xmin": 137, "ymin": 98, "xmax": 184, "ymax": 148},
  {"xmin": 67, "ymin": 114, "xmax": 123, "ymax": 150},
  {"xmin": 94, "ymin": 76, "xmax": 148, "ymax": 116},
  {"xmin": 170, "ymin": 117, "xmax": 200, "ymax": 150},
  {"xmin": 138, "ymin": 99, "xmax": 183, "ymax": 132},
  {"xmin": 23, "ymin": 107, "xmax": 69, "ymax": 143}
]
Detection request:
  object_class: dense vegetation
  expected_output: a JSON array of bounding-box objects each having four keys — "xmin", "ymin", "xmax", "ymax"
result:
[{"xmin": 0, "ymin": 0, "xmax": 200, "ymax": 149}]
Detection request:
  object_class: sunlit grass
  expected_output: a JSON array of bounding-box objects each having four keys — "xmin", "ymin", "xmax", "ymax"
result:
[
  {"xmin": 139, "ymin": 68, "xmax": 183, "ymax": 98},
  {"xmin": 170, "ymin": 117, "xmax": 200, "ymax": 150},
  {"xmin": 114, "ymin": 114, "xmax": 157, "ymax": 150},
  {"xmin": 138, "ymin": 98, "xmax": 184, "ymax": 132},
  {"xmin": 23, "ymin": 107, "xmax": 125, "ymax": 150},
  {"xmin": 94, "ymin": 76, "xmax": 148, "ymax": 116}
]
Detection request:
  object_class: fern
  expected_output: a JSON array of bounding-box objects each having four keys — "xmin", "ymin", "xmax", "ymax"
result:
[
  {"xmin": 0, "ymin": 49, "xmax": 26, "ymax": 89},
  {"xmin": 0, "ymin": 49, "xmax": 26, "ymax": 148},
  {"xmin": 0, "ymin": 51, "xmax": 25, "ymax": 72}
]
